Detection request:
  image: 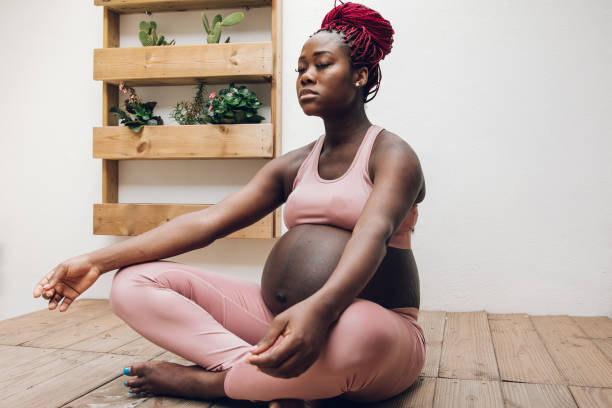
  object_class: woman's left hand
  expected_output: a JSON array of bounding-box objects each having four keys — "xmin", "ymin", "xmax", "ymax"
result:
[{"xmin": 246, "ymin": 297, "xmax": 335, "ymax": 379}]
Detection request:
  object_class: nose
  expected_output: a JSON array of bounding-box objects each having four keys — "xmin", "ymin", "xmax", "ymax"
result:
[{"xmin": 300, "ymin": 66, "xmax": 316, "ymax": 86}]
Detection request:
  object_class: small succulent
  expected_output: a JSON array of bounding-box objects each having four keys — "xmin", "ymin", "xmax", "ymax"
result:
[
  {"xmin": 138, "ymin": 21, "xmax": 175, "ymax": 46},
  {"xmin": 201, "ymin": 11, "xmax": 244, "ymax": 44}
]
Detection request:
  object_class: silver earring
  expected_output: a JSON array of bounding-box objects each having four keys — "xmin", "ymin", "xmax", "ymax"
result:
[{"xmin": 355, "ymin": 82, "xmax": 360, "ymax": 87}]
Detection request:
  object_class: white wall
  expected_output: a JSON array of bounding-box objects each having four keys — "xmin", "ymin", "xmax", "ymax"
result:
[{"xmin": 1, "ymin": 0, "xmax": 610, "ymax": 321}]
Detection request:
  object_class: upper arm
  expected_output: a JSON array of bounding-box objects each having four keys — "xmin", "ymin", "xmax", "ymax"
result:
[
  {"xmin": 200, "ymin": 155, "xmax": 288, "ymax": 239},
  {"xmin": 354, "ymin": 136, "xmax": 424, "ymax": 242}
]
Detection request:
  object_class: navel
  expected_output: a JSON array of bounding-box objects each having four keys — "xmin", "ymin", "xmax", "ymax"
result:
[{"xmin": 274, "ymin": 291, "xmax": 287, "ymax": 304}]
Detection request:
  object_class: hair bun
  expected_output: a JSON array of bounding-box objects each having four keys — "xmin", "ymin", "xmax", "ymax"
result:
[{"xmin": 320, "ymin": 1, "xmax": 394, "ymax": 60}]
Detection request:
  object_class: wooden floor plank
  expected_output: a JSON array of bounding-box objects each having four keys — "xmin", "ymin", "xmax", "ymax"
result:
[
  {"xmin": 418, "ymin": 311, "xmax": 446, "ymax": 378},
  {"xmin": 0, "ymin": 347, "xmax": 103, "ymax": 397},
  {"xmin": 488, "ymin": 314, "xmax": 565, "ymax": 384},
  {"xmin": 0, "ymin": 299, "xmax": 111, "ymax": 345},
  {"xmin": 501, "ymin": 382, "xmax": 577, "ymax": 408},
  {"xmin": 433, "ymin": 378, "xmax": 503, "ymax": 408},
  {"xmin": 568, "ymin": 386, "xmax": 612, "ymax": 408},
  {"xmin": 571, "ymin": 316, "xmax": 612, "ymax": 363},
  {"xmin": 571, "ymin": 316, "xmax": 612, "ymax": 339},
  {"xmin": 531, "ymin": 315, "xmax": 612, "ymax": 387},
  {"xmin": 371, "ymin": 376, "xmax": 436, "ymax": 408},
  {"xmin": 22, "ymin": 307, "xmax": 124, "ymax": 349},
  {"xmin": 0, "ymin": 344, "xmax": 54, "ymax": 377},
  {"xmin": 593, "ymin": 339, "xmax": 612, "ymax": 362},
  {"xmin": 66, "ymin": 322, "xmax": 142, "ymax": 353},
  {"xmin": 110, "ymin": 334, "xmax": 168, "ymax": 357},
  {"xmin": 439, "ymin": 312, "xmax": 500, "ymax": 380},
  {"xmin": 2, "ymin": 352, "xmax": 152, "ymax": 408}
]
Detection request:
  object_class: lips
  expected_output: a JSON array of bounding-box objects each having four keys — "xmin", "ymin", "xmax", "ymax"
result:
[{"xmin": 299, "ymin": 89, "xmax": 318, "ymax": 96}]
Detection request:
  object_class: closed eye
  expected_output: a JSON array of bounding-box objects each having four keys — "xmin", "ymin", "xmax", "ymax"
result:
[{"xmin": 294, "ymin": 63, "xmax": 331, "ymax": 73}]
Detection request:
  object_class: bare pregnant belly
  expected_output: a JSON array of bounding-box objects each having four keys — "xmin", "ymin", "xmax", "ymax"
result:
[{"xmin": 260, "ymin": 224, "xmax": 420, "ymax": 315}]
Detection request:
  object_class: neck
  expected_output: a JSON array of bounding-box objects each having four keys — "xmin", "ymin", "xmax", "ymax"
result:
[{"xmin": 321, "ymin": 103, "xmax": 371, "ymax": 147}]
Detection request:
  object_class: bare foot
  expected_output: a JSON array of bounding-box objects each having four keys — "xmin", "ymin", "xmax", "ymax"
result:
[
  {"xmin": 269, "ymin": 399, "xmax": 328, "ymax": 408},
  {"xmin": 123, "ymin": 360, "xmax": 228, "ymax": 400},
  {"xmin": 268, "ymin": 400, "xmax": 307, "ymax": 408}
]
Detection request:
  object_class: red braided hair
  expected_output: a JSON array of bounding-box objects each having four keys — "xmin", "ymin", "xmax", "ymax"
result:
[{"xmin": 312, "ymin": 0, "xmax": 394, "ymax": 103}]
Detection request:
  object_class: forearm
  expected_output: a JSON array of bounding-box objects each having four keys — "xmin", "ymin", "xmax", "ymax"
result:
[
  {"xmin": 310, "ymin": 228, "xmax": 388, "ymax": 322},
  {"xmin": 88, "ymin": 209, "xmax": 217, "ymax": 274}
]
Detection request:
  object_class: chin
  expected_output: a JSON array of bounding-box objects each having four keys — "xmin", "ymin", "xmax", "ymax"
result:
[
  {"xmin": 300, "ymin": 107, "xmax": 320, "ymax": 116},
  {"xmin": 299, "ymin": 102, "xmax": 324, "ymax": 117}
]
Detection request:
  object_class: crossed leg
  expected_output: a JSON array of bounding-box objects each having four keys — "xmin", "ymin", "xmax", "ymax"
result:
[{"xmin": 109, "ymin": 260, "xmax": 425, "ymax": 404}]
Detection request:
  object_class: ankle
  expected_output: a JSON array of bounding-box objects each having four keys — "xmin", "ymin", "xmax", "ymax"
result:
[{"xmin": 212, "ymin": 368, "xmax": 230, "ymax": 398}]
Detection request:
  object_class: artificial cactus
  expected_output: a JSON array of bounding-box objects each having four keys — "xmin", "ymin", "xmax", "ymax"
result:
[
  {"xmin": 201, "ymin": 11, "xmax": 244, "ymax": 44},
  {"xmin": 139, "ymin": 20, "xmax": 175, "ymax": 46}
]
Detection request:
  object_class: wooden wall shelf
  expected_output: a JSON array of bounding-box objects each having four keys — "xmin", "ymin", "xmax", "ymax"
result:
[
  {"xmin": 94, "ymin": 1, "xmax": 282, "ymax": 239},
  {"xmin": 94, "ymin": 42, "xmax": 273, "ymax": 86},
  {"xmin": 94, "ymin": 203, "xmax": 274, "ymax": 237},
  {"xmin": 94, "ymin": 0, "xmax": 272, "ymax": 14},
  {"xmin": 93, "ymin": 124, "xmax": 273, "ymax": 159}
]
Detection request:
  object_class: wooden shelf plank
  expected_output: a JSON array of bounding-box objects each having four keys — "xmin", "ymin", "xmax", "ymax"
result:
[
  {"xmin": 93, "ymin": 203, "xmax": 275, "ymax": 238},
  {"xmin": 94, "ymin": 42, "xmax": 273, "ymax": 86},
  {"xmin": 93, "ymin": 124, "xmax": 273, "ymax": 159},
  {"xmin": 94, "ymin": 0, "xmax": 272, "ymax": 14}
]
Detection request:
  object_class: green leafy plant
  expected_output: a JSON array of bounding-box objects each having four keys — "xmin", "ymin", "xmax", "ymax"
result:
[
  {"xmin": 204, "ymin": 83, "xmax": 265, "ymax": 124},
  {"xmin": 170, "ymin": 83, "xmax": 209, "ymax": 125},
  {"xmin": 110, "ymin": 82, "xmax": 163, "ymax": 133},
  {"xmin": 201, "ymin": 11, "xmax": 244, "ymax": 44},
  {"xmin": 138, "ymin": 21, "xmax": 175, "ymax": 46}
]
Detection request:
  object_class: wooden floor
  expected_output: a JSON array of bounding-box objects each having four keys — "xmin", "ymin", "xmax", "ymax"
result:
[{"xmin": 0, "ymin": 299, "xmax": 610, "ymax": 408}]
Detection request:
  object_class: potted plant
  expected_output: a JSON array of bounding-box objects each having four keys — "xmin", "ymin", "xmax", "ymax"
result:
[
  {"xmin": 205, "ymin": 83, "xmax": 265, "ymax": 124},
  {"xmin": 171, "ymin": 83, "xmax": 209, "ymax": 125},
  {"xmin": 110, "ymin": 82, "xmax": 163, "ymax": 133}
]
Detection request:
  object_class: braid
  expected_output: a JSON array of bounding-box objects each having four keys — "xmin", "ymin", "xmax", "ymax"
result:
[{"xmin": 312, "ymin": 1, "xmax": 394, "ymax": 103}]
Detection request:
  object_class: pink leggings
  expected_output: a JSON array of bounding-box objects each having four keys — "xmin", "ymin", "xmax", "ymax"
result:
[{"xmin": 109, "ymin": 260, "xmax": 426, "ymax": 403}]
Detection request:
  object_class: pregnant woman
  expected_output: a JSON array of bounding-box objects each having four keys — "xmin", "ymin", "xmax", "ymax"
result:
[{"xmin": 33, "ymin": 2, "xmax": 426, "ymax": 407}]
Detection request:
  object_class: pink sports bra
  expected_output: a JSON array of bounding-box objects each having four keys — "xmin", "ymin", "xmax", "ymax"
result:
[{"xmin": 283, "ymin": 124, "xmax": 418, "ymax": 249}]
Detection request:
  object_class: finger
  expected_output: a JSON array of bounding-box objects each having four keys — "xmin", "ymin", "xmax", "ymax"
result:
[
  {"xmin": 33, "ymin": 269, "xmax": 56, "ymax": 298},
  {"xmin": 43, "ymin": 265, "xmax": 66, "ymax": 291},
  {"xmin": 249, "ymin": 335, "xmax": 297, "ymax": 369},
  {"xmin": 251, "ymin": 320, "xmax": 287, "ymax": 355},
  {"xmin": 261, "ymin": 350, "xmax": 311, "ymax": 378},
  {"xmin": 49, "ymin": 292, "xmax": 63, "ymax": 310},
  {"xmin": 58, "ymin": 296, "xmax": 74, "ymax": 312},
  {"xmin": 41, "ymin": 287, "xmax": 55, "ymax": 300},
  {"xmin": 50, "ymin": 281, "xmax": 81, "ymax": 307}
]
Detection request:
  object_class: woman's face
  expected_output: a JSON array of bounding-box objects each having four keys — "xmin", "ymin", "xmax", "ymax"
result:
[{"xmin": 295, "ymin": 31, "xmax": 366, "ymax": 117}]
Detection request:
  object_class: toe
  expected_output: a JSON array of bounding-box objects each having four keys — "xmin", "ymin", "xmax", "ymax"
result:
[
  {"xmin": 130, "ymin": 386, "xmax": 142, "ymax": 394},
  {"xmin": 126, "ymin": 362, "xmax": 146, "ymax": 377},
  {"xmin": 125, "ymin": 377, "xmax": 145, "ymax": 388}
]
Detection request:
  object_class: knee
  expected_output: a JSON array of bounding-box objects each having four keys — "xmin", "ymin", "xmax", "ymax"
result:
[
  {"xmin": 108, "ymin": 261, "xmax": 161, "ymax": 316},
  {"xmin": 324, "ymin": 300, "xmax": 396, "ymax": 372}
]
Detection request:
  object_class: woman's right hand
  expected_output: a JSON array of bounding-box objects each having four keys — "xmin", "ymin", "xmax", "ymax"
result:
[{"xmin": 33, "ymin": 254, "xmax": 102, "ymax": 312}]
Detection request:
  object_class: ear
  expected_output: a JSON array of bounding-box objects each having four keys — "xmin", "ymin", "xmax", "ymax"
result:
[{"xmin": 353, "ymin": 66, "xmax": 369, "ymax": 88}]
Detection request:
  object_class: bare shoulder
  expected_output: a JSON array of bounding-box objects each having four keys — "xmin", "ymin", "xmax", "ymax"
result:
[
  {"xmin": 273, "ymin": 140, "xmax": 318, "ymax": 201},
  {"xmin": 370, "ymin": 129, "xmax": 426, "ymax": 203}
]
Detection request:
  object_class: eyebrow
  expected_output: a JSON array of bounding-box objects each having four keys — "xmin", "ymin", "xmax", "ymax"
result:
[{"xmin": 298, "ymin": 50, "xmax": 333, "ymax": 60}]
